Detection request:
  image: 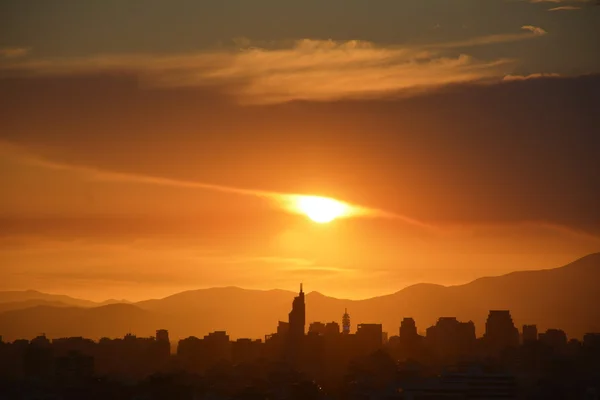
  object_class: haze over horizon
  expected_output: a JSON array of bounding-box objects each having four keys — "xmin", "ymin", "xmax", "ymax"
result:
[
  {"xmin": 1, "ymin": 0, "xmax": 599, "ymax": 302},
  {"xmin": 6, "ymin": 252, "xmax": 600, "ymax": 304}
]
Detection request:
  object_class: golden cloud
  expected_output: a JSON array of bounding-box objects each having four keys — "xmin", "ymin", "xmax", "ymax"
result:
[
  {"xmin": 521, "ymin": 25, "xmax": 548, "ymax": 36},
  {"xmin": 0, "ymin": 29, "xmax": 549, "ymax": 104},
  {"xmin": 549, "ymin": 6, "xmax": 582, "ymax": 10},
  {"xmin": 0, "ymin": 47, "xmax": 30, "ymax": 59},
  {"xmin": 503, "ymin": 73, "xmax": 561, "ymax": 81}
]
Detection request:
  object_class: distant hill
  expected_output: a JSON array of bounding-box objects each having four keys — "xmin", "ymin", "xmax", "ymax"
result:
[
  {"xmin": 0, "ymin": 253, "xmax": 598, "ymax": 342},
  {"xmin": 0, "ymin": 290, "xmax": 101, "ymax": 308},
  {"xmin": 0, "ymin": 290, "xmax": 132, "ymax": 314},
  {"xmin": 0, "ymin": 304, "xmax": 160, "ymax": 341},
  {"xmin": 136, "ymin": 287, "xmax": 297, "ymax": 340},
  {"xmin": 0, "ymin": 299, "xmax": 72, "ymax": 314}
]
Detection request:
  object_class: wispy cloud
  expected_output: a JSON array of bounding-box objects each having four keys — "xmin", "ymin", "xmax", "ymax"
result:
[
  {"xmin": 0, "ymin": 47, "xmax": 30, "ymax": 59},
  {"xmin": 528, "ymin": 0, "xmax": 589, "ymax": 3},
  {"xmin": 0, "ymin": 140, "xmax": 431, "ymax": 228},
  {"xmin": 521, "ymin": 25, "xmax": 548, "ymax": 36},
  {"xmin": 526, "ymin": 0, "xmax": 590, "ymax": 8},
  {"xmin": 548, "ymin": 5, "xmax": 582, "ymax": 10},
  {"xmin": 0, "ymin": 29, "xmax": 547, "ymax": 104},
  {"xmin": 431, "ymin": 27, "xmax": 547, "ymax": 49},
  {"xmin": 503, "ymin": 72, "xmax": 561, "ymax": 81}
]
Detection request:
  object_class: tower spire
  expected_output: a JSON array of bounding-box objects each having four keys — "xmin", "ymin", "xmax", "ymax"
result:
[
  {"xmin": 342, "ymin": 307, "xmax": 351, "ymax": 334},
  {"xmin": 300, "ymin": 283, "xmax": 303, "ymax": 294}
]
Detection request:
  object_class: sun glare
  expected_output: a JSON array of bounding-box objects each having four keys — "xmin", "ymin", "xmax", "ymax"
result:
[{"xmin": 295, "ymin": 196, "xmax": 348, "ymax": 223}]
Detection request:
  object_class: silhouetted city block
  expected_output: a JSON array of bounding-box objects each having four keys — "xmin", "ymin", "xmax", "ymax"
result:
[{"xmin": 1, "ymin": 285, "xmax": 599, "ymax": 398}]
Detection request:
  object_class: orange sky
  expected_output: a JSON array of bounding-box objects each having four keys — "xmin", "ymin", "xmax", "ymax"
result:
[
  {"xmin": 1, "ymin": 118, "xmax": 599, "ymax": 301},
  {"xmin": 1, "ymin": 0, "xmax": 599, "ymax": 301}
]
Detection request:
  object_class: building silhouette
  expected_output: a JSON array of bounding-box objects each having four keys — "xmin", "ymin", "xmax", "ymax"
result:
[
  {"xmin": 426, "ymin": 317, "xmax": 476, "ymax": 361},
  {"xmin": 203, "ymin": 331, "xmax": 231, "ymax": 364},
  {"xmin": 584, "ymin": 333, "xmax": 600, "ymax": 349},
  {"xmin": 288, "ymin": 284, "xmax": 305, "ymax": 339},
  {"xmin": 277, "ymin": 321, "xmax": 290, "ymax": 336},
  {"xmin": 342, "ymin": 308, "xmax": 351, "ymax": 334},
  {"xmin": 308, "ymin": 322, "xmax": 326, "ymax": 336},
  {"xmin": 154, "ymin": 329, "xmax": 171, "ymax": 363},
  {"xmin": 284, "ymin": 284, "xmax": 306, "ymax": 366},
  {"xmin": 522, "ymin": 324, "xmax": 538, "ymax": 343},
  {"xmin": 156, "ymin": 329, "xmax": 169, "ymax": 343},
  {"xmin": 356, "ymin": 323, "xmax": 383, "ymax": 355},
  {"xmin": 1, "ymin": 301, "xmax": 600, "ymax": 399},
  {"xmin": 539, "ymin": 329, "xmax": 568, "ymax": 352},
  {"xmin": 400, "ymin": 317, "xmax": 418, "ymax": 340},
  {"xmin": 232, "ymin": 338, "xmax": 262, "ymax": 364},
  {"xmin": 325, "ymin": 322, "xmax": 340, "ymax": 336},
  {"xmin": 55, "ymin": 350, "xmax": 94, "ymax": 385},
  {"xmin": 484, "ymin": 310, "xmax": 519, "ymax": 355},
  {"xmin": 398, "ymin": 317, "xmax": 424, "ymax": 360}
]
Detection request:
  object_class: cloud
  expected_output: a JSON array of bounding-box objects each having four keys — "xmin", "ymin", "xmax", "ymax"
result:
[
  {"xmin": 0, "ymin": 30, "xmax": 550, "ymax": 104},
  {"xmin": 0, "ymin": 139, "xmax": 431, "ymax": 228},
  {"xmin": 527, "ymin": 0, "xmax": 590, "ymax": 8},
  {"xmin": 0, "ymin": 47, "xmax": 30, "ymax": 59},
  {"xmin": 1, "ymin": 69, "xmax": 598, "ymax": 237},
  {"xmin": 528, "ymin": 0, "xmax": 589, "ymax": 2},
  {"xmin": 521, "ymin": 25, "xmax": 548, "ymax": 36},
  {"xmin": 548, "ymin": 6, "xmax": 582, "ymax": 10},
  {"xmin": 432, "ymin": 29, "xmax": 547, "ymax": 49},
  {"xmin": 503, "ymin": 72, "xmax": 561, "ymax": 80}
]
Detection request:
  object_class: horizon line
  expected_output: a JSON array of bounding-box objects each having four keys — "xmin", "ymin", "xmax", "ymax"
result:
[{"xmin": 5, "ymin": 250, "xmax": 599, "ymax": 304}]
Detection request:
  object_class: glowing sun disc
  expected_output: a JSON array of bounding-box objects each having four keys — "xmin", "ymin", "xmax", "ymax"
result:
[{"xmin": 296, "ymin": 196, "xmax": 348, "ymax": 223}]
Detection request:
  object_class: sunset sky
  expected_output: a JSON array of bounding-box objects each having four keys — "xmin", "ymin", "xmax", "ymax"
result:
[{"xmin": 1, "ymin": 0, "xmax": 599, "ymax": 302}]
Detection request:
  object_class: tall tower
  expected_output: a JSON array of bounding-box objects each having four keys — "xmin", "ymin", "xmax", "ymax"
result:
[
  {"xmin": 342, "ymin": 308, "xmax": 351, "ymax": 334},
  {"xmin": 288, "ymin": 283, "xmax": 305, "ymax": 338}
]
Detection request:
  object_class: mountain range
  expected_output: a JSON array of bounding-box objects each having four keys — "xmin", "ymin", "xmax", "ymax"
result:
[{"xmin": 0, "ymin": 253, "xmax": 598, "ymax": 342}]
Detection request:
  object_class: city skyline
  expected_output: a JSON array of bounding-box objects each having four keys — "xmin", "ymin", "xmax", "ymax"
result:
[
  {"xmin": 2, "ymin": 2, "xmax": 599, "ymax": 398},
  {"xmin": 2, "ymin": 259, "xmax": 599, "ymax": 398},
  {"xmin": 2, "ymin": 282, "xmax": 592, "ymax": 350},
  {"xmin": 1, "ymin": 252, "xmax": 599, "ymax": 344}
]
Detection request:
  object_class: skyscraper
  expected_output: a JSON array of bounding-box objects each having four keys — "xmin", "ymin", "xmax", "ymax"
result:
[
  {"xmin": 288, "ymin": 283, "xmax": 306, "ymax": 339},
  {"xmin": 285, "ymin": 284, "xmax": 306, "ymax": 366}
]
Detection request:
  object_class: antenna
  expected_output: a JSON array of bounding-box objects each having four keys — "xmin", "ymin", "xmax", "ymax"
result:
[{"xmin": 300, "ymin": 283, "xmax": 303, "ymax": 293}]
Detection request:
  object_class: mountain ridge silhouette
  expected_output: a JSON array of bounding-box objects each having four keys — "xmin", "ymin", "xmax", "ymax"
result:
[{"xmin": 0, "ymin": 253, "xmax": 598, "ymax": 342}]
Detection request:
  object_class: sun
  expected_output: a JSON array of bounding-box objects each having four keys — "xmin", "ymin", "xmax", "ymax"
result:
[{"xmin": 295, "ymin": 196, "xmax": 348, "ymax": 223}]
